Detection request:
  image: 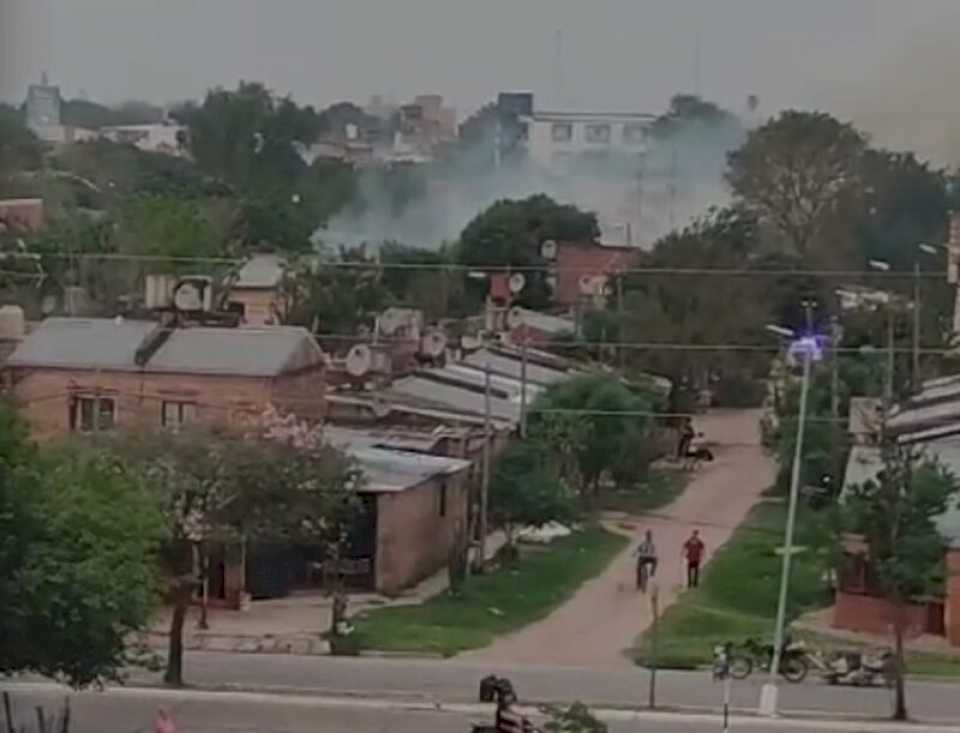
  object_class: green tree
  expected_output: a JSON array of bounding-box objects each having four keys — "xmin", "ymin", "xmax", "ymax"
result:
[
  {"xmin": 458, "ymin": 195, "xmax": 599, "ymax": 309},
  {"xmin": 843, "ymin": 445, "xmax": 958, "ymax": 720},
  {"xmin": 0, "ymin": 421, "xmax": 164, "ymax": 687},
  {"xmin": 489, "ymin": 441, "xmax": 575, "ymax": 548},
  {"xmin": 530, "ymin": 375, "xmax": 654, "ymax": 498},
  {"xmin": 111, "ymin": 416, "xmax": 359, "ymax": 687},
  {"xmin": 0, "ymin": 104, "xmax": 43, "ymax": 184},
  {"xmin": 727, "ymin": 110, "xmax": 867, "ymax": 259}
]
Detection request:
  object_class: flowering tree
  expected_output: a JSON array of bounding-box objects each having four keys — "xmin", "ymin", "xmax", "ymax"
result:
[{"xmin": 110, "ymin": 407, "xmax": 359, "ymax": 687}]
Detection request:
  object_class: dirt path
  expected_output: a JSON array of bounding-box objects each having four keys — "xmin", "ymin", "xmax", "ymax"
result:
[{"xmin": 460, "ymin": 408, "xmax": 774, "ymax": 668}]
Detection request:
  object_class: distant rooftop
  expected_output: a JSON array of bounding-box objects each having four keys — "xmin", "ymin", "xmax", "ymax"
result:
[{"xmin": 7, "ymin": 318, "xmax": 323, "ymax": 377}]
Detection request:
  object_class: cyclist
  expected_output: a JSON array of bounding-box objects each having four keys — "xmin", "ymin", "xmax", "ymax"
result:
[{"xmin": 634, "ymin": 530, "xmax": 658, "ymax": 592}]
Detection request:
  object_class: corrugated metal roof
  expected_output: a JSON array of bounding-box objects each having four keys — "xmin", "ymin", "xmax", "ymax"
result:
[
  {"xmin": 461, "ymin": 349, "xmax": 572, "ymax": 385},
  {"xmin": 515, "ymin": 308, "xmax": 575, "ymax": 336},
  {"xmin": 233, "ymin": 255, "xmax": 286, "ymax": 289},
  {"xmin": 387, "ymin": 376, "xmax": 522, "ymax": 424},
  {"xmin": 335, "ymin": 437, "xmax": 470, "ymax": 494},
  {"xmin": 7, "ymin": 318, "xmax": 323, "ymax": 377},
  {"xmin": 323, "ymin": 425, "xmax": 447, "ymax": 453}
]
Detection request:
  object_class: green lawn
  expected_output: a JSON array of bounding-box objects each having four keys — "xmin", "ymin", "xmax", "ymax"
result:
[
  {"xmin": 351, "ymin": 526, "xmax": 628, "ymax": 656},
  {"xmin": 629, "ymin": 500, "xmax": 830, "ymax": 669},
  {"xmin": 599, "ymin": 469, "xmax": 689, "ymax": 515}
]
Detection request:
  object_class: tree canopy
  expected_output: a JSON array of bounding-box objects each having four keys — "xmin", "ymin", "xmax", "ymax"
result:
[{"xmin": 0, "ymin": 410, "xmax": 165, "ymax": 687}]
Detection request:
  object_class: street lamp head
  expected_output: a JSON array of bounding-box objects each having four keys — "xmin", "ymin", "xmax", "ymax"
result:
[
  {"xmin": 765, "ymin": 324, "xmax": 796, "ymax": 339},
  {"xmin": 869, "ymin": 259, "xmax": 892, "ymax": 272},
  {"xmin": 918, "ymin": 243, "xmax": 939, "ymax": 256}
]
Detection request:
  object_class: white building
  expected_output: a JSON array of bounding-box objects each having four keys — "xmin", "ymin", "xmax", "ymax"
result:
[
  {"xmin": 520, "ymin": 111, "xmax": 655, "ymax": 169},
  {"xmin": 98, "ymin": 124, "xmax": 187, "ymax": 156}
]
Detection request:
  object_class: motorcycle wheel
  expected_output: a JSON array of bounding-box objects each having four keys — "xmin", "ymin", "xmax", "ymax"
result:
[
  {"xmin": 729, "ymin": 654, "xmax": 752, "ymax": 680},
  {"xmin": 780, "ymin": 656, "xmax": 808, "ymax": 683}
]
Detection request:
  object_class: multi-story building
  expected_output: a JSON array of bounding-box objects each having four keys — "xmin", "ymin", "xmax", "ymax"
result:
[{"xmin": 521, "ymin": 110, "xmax": 655, "ymax": 170}]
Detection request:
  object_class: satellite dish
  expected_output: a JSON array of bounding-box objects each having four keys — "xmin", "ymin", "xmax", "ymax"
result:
[
  {"xmin": 506, "ymin": 306, "xmax": 525, "ymax": 330},
  {"xmin": 579, "ymin": 275, "xmax": 594, "ymax": 295},
  {"xmin": 546, "ymin": 275, "xmax": 558, "ymax": 292},
  {"xmin": 420, "ymin": 330, "xmax": 448, "ymax": 358},
  {"xmin": 173, "ymin": 281, "xmax": 203, "ymax": 312},
  {"xmin": 508, "ymin": 273, "xmax": 526, "ymax": 294},
  {"xmin": 460, "ymin": 334, "xmax": 483, "ymax": 352},
  {"xmin": 379, "ymin": 308, "xmax": 404, "ymax": 336},
  {"xmin": 541, "ymin": 240, "xmax": 558, "ymax": 260},
  {"xmin": 346, "ymin": 344, "xmax": 373, "ymax": 377}
]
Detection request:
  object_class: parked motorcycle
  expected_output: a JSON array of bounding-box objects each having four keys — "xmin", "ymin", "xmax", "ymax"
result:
[
  {"xmin": 820, "ymin": 650, "xmax": 896, "ymax": 687},
  {"xmin": 726, "ymin": 637, "xmax": 809, "ymax": 683}
]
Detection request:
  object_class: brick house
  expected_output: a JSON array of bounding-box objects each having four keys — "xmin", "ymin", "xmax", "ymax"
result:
[
  {"xmin": 5, "ymin": 317, "xmax": 327, "ymax": 439},
  {"xmin": 549, "ymin": 240, "xmax": 640, "ymax": 308},
  {"xmin": 835, "ymin": 429, "xmax": 960, "ymax": 647}
]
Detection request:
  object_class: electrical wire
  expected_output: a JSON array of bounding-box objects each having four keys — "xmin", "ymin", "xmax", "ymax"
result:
[{"xmin": 0, "ymin": 250, "xmax": 949, "ymax": 278}]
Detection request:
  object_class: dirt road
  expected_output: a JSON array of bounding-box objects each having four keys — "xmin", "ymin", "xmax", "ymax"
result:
[{"xmin": 462, "ymin": 409, "xmax": 774, "ymax": 667}]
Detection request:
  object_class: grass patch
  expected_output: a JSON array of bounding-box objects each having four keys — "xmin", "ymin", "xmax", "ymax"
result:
[
  {"xmin": 599, "ymin": 469, "xmax": 689, "ymax": 515},
  {"xmin": 630, "ymin": 500, "xmax": 830, "ymax": 669},
  {"xmin": 352, "ymin": 525, "xmax": 628, "ymax": 656}
]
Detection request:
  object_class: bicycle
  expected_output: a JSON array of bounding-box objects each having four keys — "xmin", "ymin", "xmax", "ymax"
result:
[{"xmin": 726, "ymin": 638, "xmax": 809, "ymax": 683}]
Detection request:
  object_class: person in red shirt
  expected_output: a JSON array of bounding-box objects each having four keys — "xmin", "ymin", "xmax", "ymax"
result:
[{"xmin": 682, "ymin": 530, "xmax": 705, "ymax": 588}]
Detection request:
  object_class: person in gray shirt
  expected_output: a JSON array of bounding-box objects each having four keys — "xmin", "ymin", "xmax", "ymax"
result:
[{"xmin": 635, "ymin": 530, "xmax": 658, "ymax": 592}]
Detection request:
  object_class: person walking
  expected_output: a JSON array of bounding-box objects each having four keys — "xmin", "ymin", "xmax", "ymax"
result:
[
  {"xmin": 677, "ymin": 417, "xmax": 695, "ymax": 460},
  {"xmin": 682, "ymin": 529, "xmax": 705, "ymax": 588},
  {"xmin": 634, "ymin": 530, "xmax": 658, "ymax": 592}
]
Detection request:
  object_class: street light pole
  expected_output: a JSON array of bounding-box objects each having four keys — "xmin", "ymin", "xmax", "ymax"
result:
[
  {"xmin": 913, "ymin": 259, "xmax": 921, "ymax": 392},
  {"xmin": 760, "ymin": 331, "xmax": 816, "ymax": 718}
]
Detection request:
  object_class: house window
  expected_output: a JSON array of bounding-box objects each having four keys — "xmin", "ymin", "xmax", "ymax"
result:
[
  {"xmin": 438, "ymin": 482, "xmax": 448, "ymax": 517},
  {"xmin": 623, "ymin": 123, "xmax": 648, "ymax": 145},
  {"xmin": 69, "ymin": 396, "xmax": 115, "ymax": 432},
  {"xmin": 551, "ymin": 123, "xmax": 573, "ymax": 142},
  {"xmin": 585, "ymin": 124, "xmax": 611, "ymax": 144},
  {"xmin": 162, "ymin": 401, "xmax": 197, "ymax": 429}
]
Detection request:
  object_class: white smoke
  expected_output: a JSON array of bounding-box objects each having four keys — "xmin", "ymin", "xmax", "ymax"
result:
[{"xmin": 320, "ymin": 109, "xmax": 745, "ymax": 251}]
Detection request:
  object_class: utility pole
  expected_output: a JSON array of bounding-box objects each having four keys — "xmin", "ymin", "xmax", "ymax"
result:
[
  {"xmin": 520, "ymin": 338, "xmax": 529, "ymax": 439},
  {"xmin": 886, "ymin": 307, "xmax": 895, "ymax": 411},
  {"xmin": 617, "ymin": 274, "xmax": 625, "ymax": 369},
  {"xmin": 479, "ymin": 363, "xmax": 492, "ymax": 571},
  {"xmin": 913, "ymin": 259, "xmax": 922, "ymax": 392}
]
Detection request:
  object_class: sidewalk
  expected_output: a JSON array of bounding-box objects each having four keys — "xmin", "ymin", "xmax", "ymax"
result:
[{"xmin": 143, "ymin": 532, "xmax": 507, "ymax": 656}]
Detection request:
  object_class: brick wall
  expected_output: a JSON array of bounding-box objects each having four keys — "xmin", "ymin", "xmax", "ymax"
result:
[
  {"xmin": 948, "ymin": 549, "xmax": 960, "ymax": 647},
  {"xmin": 374, "ymin": 473, "xmax": 468, "ymax": 594},
  {"xmin": 10, "ymin": 367, "xmax": 325, "ymax": 440},
  {"xmin": 833, "ymin": 591, "xmax": 930, "ymax": 639}
]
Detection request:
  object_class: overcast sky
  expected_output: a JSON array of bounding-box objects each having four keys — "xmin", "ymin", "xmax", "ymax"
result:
[{"xmin": 3, "ymin": 0, "xmax": 960, "ymax": 161}]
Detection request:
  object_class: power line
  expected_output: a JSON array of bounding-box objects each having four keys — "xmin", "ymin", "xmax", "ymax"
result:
[{"xmin": 0, "ymin": 250, "xmax": 950, "ymax": 279}]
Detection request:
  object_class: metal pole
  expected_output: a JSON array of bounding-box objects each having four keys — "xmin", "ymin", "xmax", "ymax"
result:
[
  {"xmin": 830, "ymin": 316, "xmax": 841, "ymax": 482},
  {"xmin": 723, "ymin": 674, "xmax": 732, "ymax": 732},
  {"xmin": 886, "ymin": 308, "xmax": 895, "ymax": 409},
  {"xmin": 479, "ymin": 363, "xmax": 492, "ymax": 570},
  {"xmin": 617, "ymin": 274, "xmax": 625, "ymax": 369},
  {"xmin": 520, "ymin": 339, "xmax": 529, "ymax": 438},
  {"xmin": 913, "ymin": 260, "xmax": 921, "ymax": 392},
  {"xmin": 648, "ymin": 585, "xmax": 659, "ymax": 710},
  {"xmin": 760, "ymin": 348, "xmax": 812, "ymax": 717}
]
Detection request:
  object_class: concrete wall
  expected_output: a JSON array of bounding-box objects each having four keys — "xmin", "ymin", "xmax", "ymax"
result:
[{"xmin": 374, "ymin": 472, "xmax": 468, "ymax": 594}]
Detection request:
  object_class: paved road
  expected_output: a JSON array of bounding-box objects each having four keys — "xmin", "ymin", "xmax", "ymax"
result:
[
  {"xmin": 464, "ymin": 409, "xmax": 775, "ymax": 667},
  {"xmin": 105, "ymin": 652, "xmax": 960, "ymax": 724},
  {"xmin": 3, "ymin": 685, "xmax": 956, "ymax": 733}
]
